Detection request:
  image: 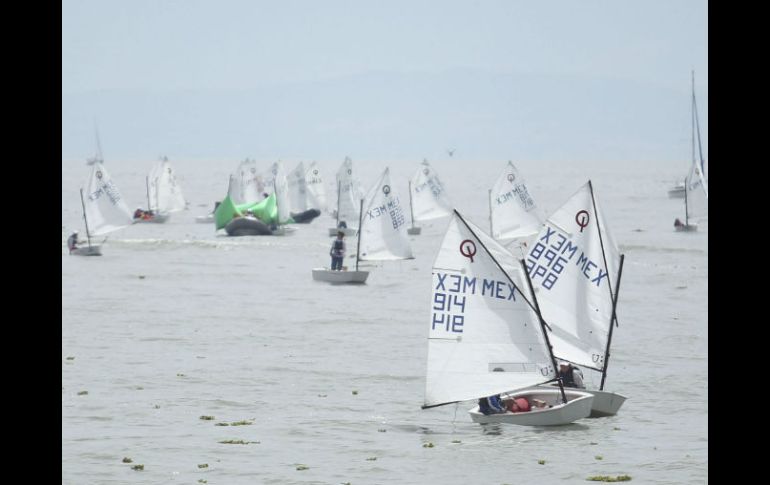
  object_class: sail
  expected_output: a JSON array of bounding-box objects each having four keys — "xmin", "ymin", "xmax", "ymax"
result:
[
  {"xmin": 228, "ymin": 159, "xmax": 263, "ymax": 205},
  {"xmin": 409, "ymin": 160, "xmax": 453, "ymax": 222},
  {"xmin": 359, "ymin": 167, "xmax": 414, "ymax": 261},
  {"xmin": 489, "ymin": 161, "xmax": 543, "ymax": 244},
  {"xmin": 267, "ymin": 161, "xmax": 292, "ymax": 223},
  {"xmin": 305, "ymin": 161, "xmax": 327, "ymax": 212},
  {"xmin": 288, "ymin": 162, "xmax": 310, "ymax": 212},
  {"xmin": 82, "ymin": 162, "xmax": 133, "ymax": 236},
  {"xmin": 685, "ymin": 158, "xmax": 708, "ymax": 222},
  {"xmin": 148, "ymin": 157, "xmax": 186, "ymax": 213},
  {"xmin": 524, "ymin": 181, "xmax": 620, "ymax": 372},
  {"xmin": 424, "ymin": 211, "xmax": 555, "ymax": 408},
  {"xmin": 214, "ymin": 195, "xmax": 242, "ymax": 230},
  {"xmin": 335, "ymin": 157, "xmax": 362, "ymax": 229}
]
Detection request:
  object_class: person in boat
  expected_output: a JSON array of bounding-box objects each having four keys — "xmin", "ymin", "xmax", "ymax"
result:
[
  {"xmin": 558, "ymin": 361, "xmax": 585, "ymax": 389},
  {"xmin": 674, "ymin": 218, "xmax": 684, "ymax": 228},
  {"xmin": 478, "ymin": 394, "xmax": 506, "ymax": 415},
  {"xmin": 337, "ymin": 220, "xmax": 348, "ymax": 229},
  {"xmin": 133, "ymin": 207, "xmax": 144, "ymax": 219},
  {"xmin": 504, "ymin": 397, "xmax": 531, "ymax": 413},
  {"xmin": 67, "ymin": 230, "xmax": 80, "ymax": 253},
  {"xmin": 330, "ymin": 231, "xmax": 346, "ymax": 271}
]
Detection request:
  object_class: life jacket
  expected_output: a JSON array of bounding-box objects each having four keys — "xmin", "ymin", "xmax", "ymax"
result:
[
  {"xmin": 511, "ymin": 397, "xmax": 531, "ymax": 413},
  {"xmin": 332, "ymin": 239, "xmax": 344, "ymax": 256}
]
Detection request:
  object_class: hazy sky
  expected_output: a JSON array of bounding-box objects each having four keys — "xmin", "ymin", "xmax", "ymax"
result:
[{"xmin": 62, "ymin": 0, "xmax": 708, "ymax": 163}]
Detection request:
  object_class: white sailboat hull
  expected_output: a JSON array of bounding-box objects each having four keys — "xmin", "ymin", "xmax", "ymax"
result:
[
  {"xmin": 675, "ymin": 223, "xmax": 698, "ymax": 232},
  {"xmin": 584, "ymin": 389, "xmax": 627, "ymax": 417},
  {"xmin": 468, "ymin": 389, "xmax": 593, "ymax": 426},
  {"xmin": 70, "ymin": 245, "xmax": 102, "ymax": 256},
  {"xmin": 407, "ymin": 226, "xmax": 421, "ymax": 235},
  {"xmin": 328, "ymin": 227, "xmax": 358, "ymax": 237},
  {"xmin": 532, "ymin": 384, "xmax": 627, "ymax": 417},
  {"xmin": 312, "ymin": 268, "xmax": 369, "ymax": 284}
]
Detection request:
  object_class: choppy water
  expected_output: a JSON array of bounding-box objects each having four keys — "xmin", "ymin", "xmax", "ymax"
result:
[{"xmin": 62, "ymin": 157, "xmax": 707, "ymax": 484}]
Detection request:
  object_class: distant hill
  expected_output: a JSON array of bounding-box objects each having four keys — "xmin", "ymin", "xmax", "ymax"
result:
[{"xmin": 62, "ymin": 68, "xmax": 707, "ymax": 162}]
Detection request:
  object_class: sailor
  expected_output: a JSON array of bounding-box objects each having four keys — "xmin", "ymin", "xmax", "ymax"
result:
[
  {"xmin": 67, "ymin": 230, "xmax": 79, "ymax": 253},
  {"xmin": 329, "ymin": 231, "xmax": 346, "ymax": 271},
  {"xmin": 558, "ymin": 361, "xmax": 585, "ymax": 389}
]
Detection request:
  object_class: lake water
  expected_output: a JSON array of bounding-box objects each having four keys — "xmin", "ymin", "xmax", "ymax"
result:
[{"xmin": 62, "ymin": 156, "xmax": 707, "ymax": 484}]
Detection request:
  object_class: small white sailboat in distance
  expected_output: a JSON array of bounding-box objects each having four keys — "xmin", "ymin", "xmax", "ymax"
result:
[
  {"xmin": 423, "ymin": 210, "xmax": 593, "ymax": 425},
  {"xmin": 525, "ymin": 180, "xmax": 627, "ymax": 417},
  {"xmin": 406, "ymin": 159, "xmax": 453, "ymax": 235},
  {"xmin": 675, "ymin": 71, "xmax": 708, "ymax": 232},
  {"xmin": 135, "ymin": 156, "xmax": 186, "ymax": 223},
  {"xmin": 329, "ymin": 156, "xmax": 361, "ymax": 237},
  {"xmin": 313, "ymin": 167, "xmax": 414, "ymax": 283},
  {"xmin": 73, "ymin": 158, "xmax": 134, "ymax": 256},
  {"xmin": 489, "ymin": 161, "xmax": 543, "ymax": 257}
]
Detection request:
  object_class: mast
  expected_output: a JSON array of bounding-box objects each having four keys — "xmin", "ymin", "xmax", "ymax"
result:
[
  {"xmin": 600, "ymin": 254, "xmax": 625, "ymax": 390},
  {"xmin": 146, "ymin": 176, "xmax": 151, "ymax": 213},
  {"xmin": 79, "ymin": 188, "xmax": 92, "ymax": 248},
  {"xmin": 488, "ymin": 189, "xmax": 494, "ymax": 236},
  {"xmin": 587, "ymin": 180, "xmax": 624, "ymax": 387},
  {"xmin": 520, "ymin": 259, "xmax": 568, "ymax": 404},
  {"xmin": 355, "ymin": 198, "xmax": 363, "ymax": 271},
  {"xmin": 408, "ymin": 180, "xmax": 416, "ymax": 230},
  {"xmin": 336, "ymin": 180, "xmax": 341, "ymax": 227}
]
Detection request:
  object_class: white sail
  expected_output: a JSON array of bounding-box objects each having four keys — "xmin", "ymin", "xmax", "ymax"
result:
[
  {"xmin": 335, "ymin": 157, "xmax": 362, "ymax": 229},
  {"xmin": 525, "ymin": 181, "xmax": 620, "ymax": 372},
  {"xmin": 305, "ymin": 161, "xmax": 327, "ymax": 212},
  {"xmin": 228, "ymin": 159, "xmax": 263, "ymax": 205},
  {"xmin": 409, "ymin": 159, "xmax": 453, "ymax": 222},
  {"xmin": 685, "ymin": 77, "xmax": 708, "ymax": 224},
  {"xmin": 359, "ymin": 167, "xmax": 414, "ymax": 261},
  {"xmin": 82, "ymin": 161, "xmax": 133, "ymax": 236},
  {"xmin": 424, "ymin": 211, "xmax": 555, "ymax": 408},
  {"xmin": 288, "ymin": 162, "xmax": 310, "ymax": 212},
  {"xmin": 489, "ymin": 161, "xmax": 543, "ymax": 244},
  {"xmin": 268, "ymin": 161, "xmax": 292, "ymax": 223},
  {"xmin": 148, "ymin": 157, "xmax": 186, "ymax": 213},
  {"xmin": 685, "ymin": 158, "xmax": 708, "ymax": 223}
]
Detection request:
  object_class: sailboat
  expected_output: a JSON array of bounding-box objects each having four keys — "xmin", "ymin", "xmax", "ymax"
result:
[
  {"xmin": 524, "ymin": 181, "xmax": 627, "ymax": 417},
  {"xmin": 489, "ymin": 161, "xmax": 543, "ymax": 257},
  {"xmin": 313, "ymin": 167, "xmax": 414, "ymax": 283},
  {"xmin": 423, "ymin": 210, "xmax": 594, "ymax": 425},
  {"xmin": 73, "ymin": 157, "xmax": 134, "ymax": 256},
  {"xmin": 676, "ymin": 72, "xmax": 708, "ymax": 232},
  {"xmin": 287, "ymin": 161, "xmax": 321, "ymax": 223},
  {"xmin": 305, "ymin": 161, "xmax": 328, "ymax": 214},
  {"xmin": 228, "ymin": 158, "xmax": 264, "ymax": 206},
  {"xmin": 406, "ymin": 159, "xmax": 453, "ymax": 235},
  {"xmin": 328, "ymin": 157, "xmax": 362, "ymax": 237},
  {"xmin": 135, "ymin": 157, "xmax": 187, "ymax": 223}
]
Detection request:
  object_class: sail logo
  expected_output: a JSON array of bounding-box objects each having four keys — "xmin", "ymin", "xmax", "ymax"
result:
[
  {"xmin": 459, "ymin": 240, "xmax": 476, "ymax": 262},
  {"xmin": 382, "ymin": 185, "xmax": 391, "ymax": 195},
  {"xmin": 507, "ymin": 173, "xmax": 515, "ymax": 183},
  {"xmin": 575, "ymin": 210, "xmax": 590, "ymax": 232},
  {"xmin": 423, "ymin": 168, "xmax": 429, "ymax": 175},
  {"xmin": 495, "ymin": 184, "xmax": 536, "ymax": 211},
  {"xmin": 525, "ymin": 225, "xmax": 609, "ymax": 290}
]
